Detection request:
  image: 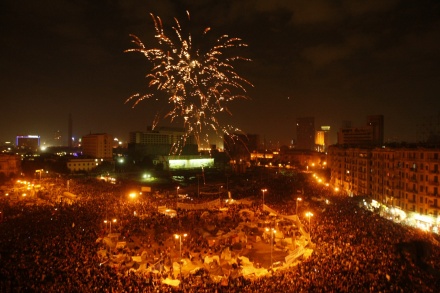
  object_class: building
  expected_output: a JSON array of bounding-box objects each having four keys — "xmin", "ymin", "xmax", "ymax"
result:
[
  {"xmin": 67, "ymin": 158, "xmax": 100, "ymax": 173},
  {"xmin": 0, "ymin": 154, "xmax": 21, "ymax": 177},
  {"xmin": 130, "ymin": 126, "xmax": 196, "ymax": 145},
  {"xmin": 328, "ymin": 146, "xmax": 371, "ymax": 197},
  {"xmin": 16, "ymin": 135, "xmax": 40, "ymax": 152},
  {"xmin": 367, "ymin": 115, "xmax": 384, "ymax": 145},
  {"xmin": 166, "ymin": 155, "xmax": 214, "ymax": 170},
  {"xmin": 328, "ymin": 144, "xmax": 440, "ymax": 232},
  {"xmin": 315, "ymin": 126, "xmax": 331, "ymax": 152},
  {"xmin": 417, "ymin": 113, "xmax": 440, "ymax": 143},
  {"xmin": 81, "ymin": 133, "xmax": 113, "ymax": 160},
  {"xmin": 128, "ymin": 127, "xmax": 198, "ymax": 158},
  {"xmin": 223, "ymin": 133, "xmax": 259, "ymax": 162},
  {"xmin": 337, "ymin": 115, "xmax": 384, "ymax": 146},
  {"xmin": 277, "ymin": 149, "xmax": 326, "ymax": 170},
  {"xmin": 337, "ymin": 127, "xmax": 376, "ymax": 145},
  {"xmin": 296, "ymin": 117, "xmax": 315, "ymax": 151}
]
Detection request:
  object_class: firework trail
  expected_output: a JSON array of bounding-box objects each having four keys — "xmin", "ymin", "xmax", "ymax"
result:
[{"xmin": 125, "ymin": 11, "xmax": 253, "ymax": 153}]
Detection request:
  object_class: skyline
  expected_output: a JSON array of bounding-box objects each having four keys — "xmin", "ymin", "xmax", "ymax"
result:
[{"xmin": 1, "ymin": 0, "xmax": 440, "ymax": 147}]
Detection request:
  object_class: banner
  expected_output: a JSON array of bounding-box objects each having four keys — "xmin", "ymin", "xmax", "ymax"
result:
[
  {"xmin": 177, "ymin": 198, "xmax": 221, "ymax": 210},
  {"xmin": 285, "ymin": 247, "xmax": 305, "ymax": 264}
]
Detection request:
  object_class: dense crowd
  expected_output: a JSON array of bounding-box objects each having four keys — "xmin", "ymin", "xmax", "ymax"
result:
[{"xmin": 0, "ymin": 171, "xmax": 439, "ymax": 292}]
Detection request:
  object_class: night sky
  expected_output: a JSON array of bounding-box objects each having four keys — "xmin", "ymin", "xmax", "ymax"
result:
[{"xmin": 1, "ymin": 0, "xmax": 440, "ymax": 147}]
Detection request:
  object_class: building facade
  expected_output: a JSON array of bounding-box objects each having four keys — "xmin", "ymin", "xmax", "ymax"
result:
[
  {"xmin": 81, "ymin": 133, "xmax": 113, "ymax": 160},
  {"xmin": 337, "ymin": 115, "xmax": 384, "ymax": 146},
  {"xmin": 0, "ymin": 154, "xmax": 21, "ymax": 177},
  {"xmin": 328, "ymin": 145, "xmax": 440, "ymax": 231},
  {"xmin": 16, "ymin": 135, "xmax": 40, "ymax": 152},
  {"xmin": 367, "ymin": 115, "xmax": 384, "ymax": 145},
  {"xmin": 128, "ymin": 127, "xmax": 198, "ymax": 158},
  {"xmin": 315, "ymin": 126, "xmax": 331, "ymax": 152},
  {"xmin": 223, "ymin": 133, "xmax": 259, "ymax": 162},
  {"xmin": 67, "ymin": 158, "xmax": 100, "ymax": 173},
  {"xmin": 296, "ymin": 117, "xmax": 315, "ymax": 151}
]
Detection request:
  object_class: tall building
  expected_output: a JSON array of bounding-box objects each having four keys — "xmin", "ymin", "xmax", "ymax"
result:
[
  {"xmin": 337, "ymin": 127, "xmax": 375, "ymax": 145},
  {"xmin": 337, "ymin": 115, "xmax": 384, "ymax": 146},
  {"xmin": 367, "ymin": 115, "xmax": 384, "ymax": 145},
  {"xmin": 0, "ymin": 154, "xmax": 21, "ymax": 177},
  {"xmin": 224, "ymin": 133, "xmax": 259, "ymax": 161},
  {"xmin": 417, "ymin": 113, "xmax": 440, "ymax": 143},
  {"xmin": 53, "ymin": 130, "xmax": 62, "ymax": 146},
  {"xmin": 296, "ymin": 117, "xmax": 315, "ymax": 151},
  {"xmin": 130, "ymin": 126, "xmax": 196, "ymax": 145},
  {"xmin": 128, "ymin": 127, "xmax": 198, "ymax": 158},
  {"xmin": 16, "ymin": 135, "xmax": 40, "ymax": 152},
  {"xmin": 328, "ymin": 144, "xmax": 440, "ymax": 231},
  {"xmin": 315, "ymin": 126, "xmax": 331, "ymax": 152},
  {"xmin": 81, "ymin": 133, "xmax": 113, "ymax": 160}
]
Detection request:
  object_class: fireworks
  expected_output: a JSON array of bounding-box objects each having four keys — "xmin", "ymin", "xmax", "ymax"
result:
[{"xmin": 125, "ymin": 11, "xmax": 253, "ymax": 152}]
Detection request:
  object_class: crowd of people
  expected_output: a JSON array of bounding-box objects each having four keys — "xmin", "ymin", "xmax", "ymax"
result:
[{"xmin": 0, "ymin": 170, "xmax": 439, "ymax": 292}]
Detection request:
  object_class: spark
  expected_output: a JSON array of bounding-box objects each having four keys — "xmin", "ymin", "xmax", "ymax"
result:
[{"xmin": 125, "ymin": 11, "xmax": 253, "ymax": 153}]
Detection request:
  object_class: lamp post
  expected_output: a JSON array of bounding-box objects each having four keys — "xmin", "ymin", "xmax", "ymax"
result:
[
  {"xmin": 104, "ymin": 218, "xmax": 117, "ymax": 234},
  {"xmin": 296, "ymin": 197, "xmax": 302, "ymax": 215},
  {"xmin": 261, "ymin": 188, "xmax": 267, "ymax": 210},
  {"xmin": 176, "ymin": 186, "xmax": 180, "ymax": 197},
  {"xmin": 175, "ymin": 233, "xmax": 187, "ymax": 280},
  {"xmin": 36, "ymin": 169, "xmax": 43, "ymax": 180},
  {"xmin": 219, "ymin": 185, "xmax": 223, "ymax": 206},
  {"xmin": 266, "ymin": 228, "xmax": 276, "ymax": 268},
  {"xmin": 197, "ymin": 175, "xmax": 200, "ymax": 197},
  {"xmin": 305, "ymin": 212, "xmax": 313, "ymax": 235}
]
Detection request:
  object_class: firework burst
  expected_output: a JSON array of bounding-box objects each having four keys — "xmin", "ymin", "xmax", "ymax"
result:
[{"xmin": 125, "ymin": 11, "xmax": 253, "ymax": 153}]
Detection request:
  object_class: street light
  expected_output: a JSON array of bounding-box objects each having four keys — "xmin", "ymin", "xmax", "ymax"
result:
[
  {"xmin": 296, "ymin": 197, "xmax": 302, "ymax": 215},
  {"xmin": 265, "ymin": 228, "xmax": 276, "ymax": 268},
  {"xmin": 305, "ymin": 212, "xmax": 313, "ymax": 234},
  {"xmin": 197, "ymin": 174, "xmax": 200, "ymax": 197},
  {"xmin": 35, "ymin": 169, "xmax": 44, "ymax": 180},
  {"xmin": 104, "ymin": 218, "xmax": 117, "ymax": 234},
  {"xmin": 261, "ymin": 189, "xmax": 267, "ymax": 210},
  {"xmin": 175, "ymin": 233, "xmax": 187, "ymax": 280},
  {"xmin": 176, "ymin": 186, "xmax": 180, "ymax": 197}
]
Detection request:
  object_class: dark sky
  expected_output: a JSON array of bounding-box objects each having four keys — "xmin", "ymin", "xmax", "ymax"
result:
[{"xmin": 1, "ymin": 0, "xmax": 440, "ymax": 147}]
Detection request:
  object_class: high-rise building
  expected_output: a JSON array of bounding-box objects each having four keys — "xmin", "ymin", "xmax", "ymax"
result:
[
  {"xmin": 328, "ymin": 144, "xmax": 440, "ymax": 231},
  {"xmin": 296, "ymin": 117, "xmax": 315, "ymax": 151},
  {"xmin": 0, "ymin": 154, "xmax": 21, "ymax": 177},
  {"xmin": 81, "ymin": 133, "xmax": 113, "ymax": 160},
  {"xmin": 367, "ymin": 115, "xmax": 384, "ymax": 145},
  {"xmin": 315, "ymin": 126, "xmax": 330, "ymax": 152},
  {"xmin": 417, "ymin": 112, "xmax": 440, "ymax": 143},
  {"xmin": 16, "ymin": 135, "xmax": 40, "ymax": 151},
  {"xmin": 224, "ymin": 133, "xmax": 259, "ymax": 161},
  {"xmin": 337, "ymin": 127, "xmax": 375, "ymax": 145},
  {"xmin": 128, "ymin": 127, "xmax": 198, "ymax": 157},
  {"xmin": 337, "ymin": 115, "xmax": 384, "ymax": 146},
  {"xmin": 53, "ymin": 130, "xmax": 62, "ymax": 146}
]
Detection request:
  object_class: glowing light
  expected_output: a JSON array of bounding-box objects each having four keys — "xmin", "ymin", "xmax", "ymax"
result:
[{"xmin": 125, "ymin": 11, "xmax": 253, "ymax": 153}]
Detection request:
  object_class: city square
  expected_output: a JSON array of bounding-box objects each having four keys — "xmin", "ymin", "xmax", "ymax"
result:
[{"xmin": 1, "ymin": 169, "xmax": 439, "ymax": 292}]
